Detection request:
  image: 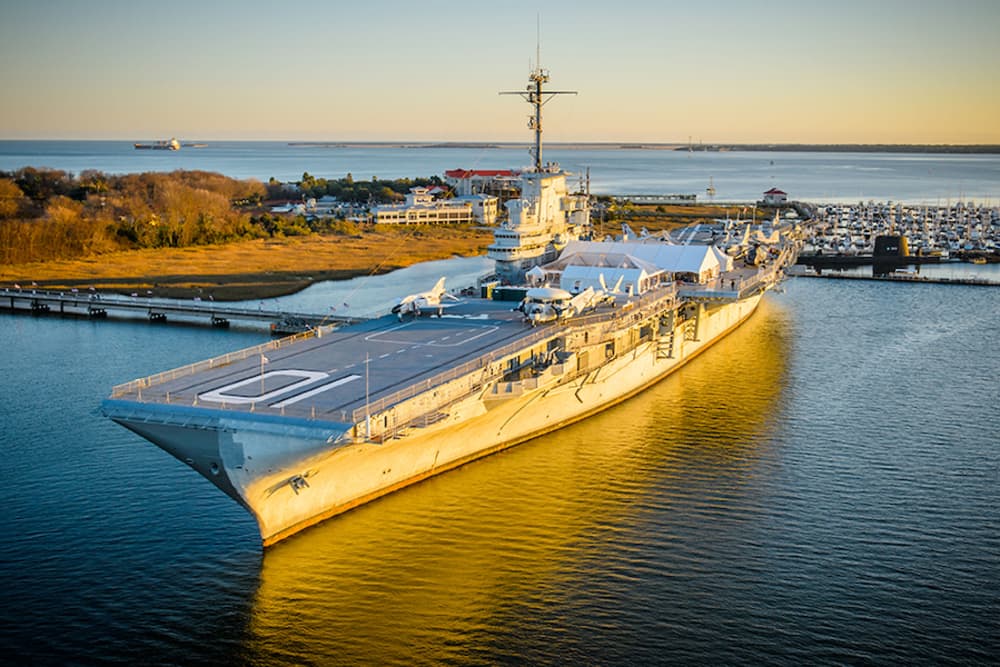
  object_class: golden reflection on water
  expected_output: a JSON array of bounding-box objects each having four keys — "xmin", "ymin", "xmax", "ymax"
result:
[{"xmin": 247, "ymin": 299, "xmax": 791, "ymax": 665}]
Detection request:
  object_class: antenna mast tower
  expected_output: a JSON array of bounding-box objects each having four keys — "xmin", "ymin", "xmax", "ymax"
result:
[{"xmin": 500, "ymin": 37, "xmax": 576, "ymax": 172}]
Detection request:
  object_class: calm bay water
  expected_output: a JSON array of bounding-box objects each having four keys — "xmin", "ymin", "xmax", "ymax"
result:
[
  {"xmin": 2, "ymin": 140, "xmax": 999, "ymax": 204},
  {"xmin": 1, "ymin": 270, "xmax": 998, "ymax": 665},
  {"xmin": 1, "ymin": 144, "xmax": 999, "ymax": 664}
]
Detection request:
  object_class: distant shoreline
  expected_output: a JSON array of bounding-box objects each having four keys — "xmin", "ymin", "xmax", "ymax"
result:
[
  {"xmin": 2, "ymin": 139, "xmax": 995, "ymax": 154},
  {"xmin": 285, "ymin": 141, "xmax": 1000, "ymax": 154}
]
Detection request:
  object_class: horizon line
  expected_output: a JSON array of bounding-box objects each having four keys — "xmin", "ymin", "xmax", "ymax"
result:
[{"xmin": 2, "ymin": 138, "xmax": 1000, "ymax": 149}]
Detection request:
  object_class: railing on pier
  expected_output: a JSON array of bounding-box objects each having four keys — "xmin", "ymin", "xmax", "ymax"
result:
[{"xmin": 0, "ymin": 288, "xmax": 364, "ymax": 327}]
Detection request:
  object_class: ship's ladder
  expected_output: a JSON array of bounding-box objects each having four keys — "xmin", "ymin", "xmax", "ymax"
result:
[
  {"xmin": 656, "ymin": 312, "xmax": 676, "ymax": 360},
  {"xmin": 683, "ymin": 320, "xmax": 698, "ymax": 342},
  {"xmin": 656, "ymin": 330, "xmax": 675, "ymax": 359}
]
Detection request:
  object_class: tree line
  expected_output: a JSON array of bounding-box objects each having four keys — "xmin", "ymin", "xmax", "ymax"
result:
[
  {"xmin": 274, "ymin": 172, "xmax": 448, "ymax": 203},
  {"xmin": 0, "ymin": 168, "xmax": 447, "ymax": 265}
]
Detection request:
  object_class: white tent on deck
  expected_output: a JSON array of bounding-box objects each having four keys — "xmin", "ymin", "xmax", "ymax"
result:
[
  {"xmin": 560, "ymin": 264, "xmax": 649, "ymax": 296},
  {"xmin": 525, "ymin": 265, "xmax": 547, "ymax": 286},
  {"xmin": 553, "ymin": 241, "xmax": 725, "ymax": 285}
]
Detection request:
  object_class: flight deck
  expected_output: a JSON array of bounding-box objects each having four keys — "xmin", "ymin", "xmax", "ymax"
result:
[{"xmin": 110, "ymin": 299, "xmax": 555, "ymax": 426}]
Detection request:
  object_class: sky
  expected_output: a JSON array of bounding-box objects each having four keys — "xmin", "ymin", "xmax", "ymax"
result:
[{"xmin": 1, "ymin": 0, "xmax": 998, "ymax": 144}]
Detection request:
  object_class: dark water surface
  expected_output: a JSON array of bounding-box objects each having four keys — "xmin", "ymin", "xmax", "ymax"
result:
[{"xmin": 1, "ymin": 273, "xmax": 997, "ymax": 665}]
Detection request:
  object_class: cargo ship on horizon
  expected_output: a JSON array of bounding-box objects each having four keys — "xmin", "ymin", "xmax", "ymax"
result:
[
  {"xmin": 134, "ymin": 138, "xmax": 180, "ymax": 150},
  {"xmin": 103, "ymin": 65, "xmax": 799, "ymax": 548}
]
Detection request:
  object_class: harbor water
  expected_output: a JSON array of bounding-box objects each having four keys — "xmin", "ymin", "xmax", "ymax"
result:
[
  {"xmin": 2, "ymin": 140, "xmax": 999, "ymax": 204},
  {"xmin": 1, "ymin": 265, "xmax": 998, "ymax": 665},
  {"xmin": 1, "ymin": 144, "xmax": 999, "ymax": 664}
]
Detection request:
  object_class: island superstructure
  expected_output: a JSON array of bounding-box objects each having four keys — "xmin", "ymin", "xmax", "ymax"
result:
[
  {"xmin": 103, "ymin": 65, "xmax": 799, "ymax": 548},
  {"xmin": 489, "ymin": 64, "xmax": 591, "ymax": 284}
]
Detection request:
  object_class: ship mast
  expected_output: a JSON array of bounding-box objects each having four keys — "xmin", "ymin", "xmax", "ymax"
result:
[{"xmin": 500, "ymin": 52, "xmax": 576, "ymax": 172}]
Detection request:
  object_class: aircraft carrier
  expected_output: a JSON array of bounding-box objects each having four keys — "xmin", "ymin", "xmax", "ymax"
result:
[{"xmin": 103, "ymin": 65, "xmax": 799, "ymax": 547}]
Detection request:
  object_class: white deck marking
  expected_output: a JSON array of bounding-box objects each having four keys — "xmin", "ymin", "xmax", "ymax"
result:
[
  {"xmin": 270, "ymin": 375, "xmax": 362, "ymax": 408},
  {"xmin": 365, "ymin": 321, "xmax": 499, "ymax": 347},
  {"xmin": 364, "ymin": 322, "xmax": 414, "ymax": 341},
  {"xmin": 199, "ymin": 370, "xmax": 328, "ymax": 404}
]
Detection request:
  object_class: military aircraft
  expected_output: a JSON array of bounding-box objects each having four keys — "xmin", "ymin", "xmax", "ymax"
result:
[
  {"xmin": 391, "ymin": 277, "xmax": 461, "ymax": 319},
  {"xmin": 518, "ymin": 274, "xmax": 625, "ymax": 326}
]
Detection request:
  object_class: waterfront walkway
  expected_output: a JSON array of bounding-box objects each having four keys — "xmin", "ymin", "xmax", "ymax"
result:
[{"xmin": 0, "ymin": 288, "xmax": 363, "ymax": 329}]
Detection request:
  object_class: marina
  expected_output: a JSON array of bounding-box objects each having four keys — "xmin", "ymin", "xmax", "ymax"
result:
[{"xmin": 800, "ymin": 200, "xmax": 1000, "ymax": 260}]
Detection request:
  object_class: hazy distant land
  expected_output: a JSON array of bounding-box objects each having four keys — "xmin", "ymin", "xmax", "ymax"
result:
[{"xmin": 288, "ymin": 141, "xmax": 1000, "ymax": 154}]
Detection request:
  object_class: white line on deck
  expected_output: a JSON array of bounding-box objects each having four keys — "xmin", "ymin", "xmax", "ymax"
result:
[
  {"xmin": 270, "ymin": 375, "xmax": 362, "ymax": 408},
  {"xmin": 199, "ymin": 370, "xmax": 328, "ymax": 405}
]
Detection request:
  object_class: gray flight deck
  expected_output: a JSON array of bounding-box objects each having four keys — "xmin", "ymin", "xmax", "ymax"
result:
[{"xmin": 112, "ymin": 299, "xmax": 555, "ymax": 425}]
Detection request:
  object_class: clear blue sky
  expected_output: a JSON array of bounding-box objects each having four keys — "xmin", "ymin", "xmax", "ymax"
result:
[{"xmin": 1, "ymin": 0, "xmax": 998, "ymax": 143}]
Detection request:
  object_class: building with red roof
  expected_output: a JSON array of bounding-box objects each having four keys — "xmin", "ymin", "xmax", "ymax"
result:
[
  {"xmin": 762, "ymin": 187, "xmax": 788, "ymax": 205},
  {"xmin": 444, "ymin": 168, "xmax": 520, "ymax": 197}
]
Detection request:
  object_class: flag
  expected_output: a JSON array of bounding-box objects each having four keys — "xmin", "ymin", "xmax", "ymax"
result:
[{"xmin": 261, "ymin": 354, "xmax": 269, "ymax": 364}]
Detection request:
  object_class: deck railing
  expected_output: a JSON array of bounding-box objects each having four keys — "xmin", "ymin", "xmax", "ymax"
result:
[
  {"xmin": 108, "ymin": 254, "xmax": 792, "ymax": 429},
  {"xmin": 110, "ymin": 327, "xmax": 327, "ymax": 397}
]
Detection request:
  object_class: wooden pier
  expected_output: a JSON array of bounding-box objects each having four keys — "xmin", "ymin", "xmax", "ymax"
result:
[{"xmin": 0, "ymin": 288, "xmax": 366, "ymax": 330}]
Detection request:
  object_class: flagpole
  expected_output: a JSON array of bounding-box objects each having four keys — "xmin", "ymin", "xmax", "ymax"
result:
[{"xmin": 364, "ymin": 351, "xmax": 371, "ymax": 441}]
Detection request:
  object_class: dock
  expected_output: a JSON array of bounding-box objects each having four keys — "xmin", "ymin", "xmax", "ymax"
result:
[
  {"xmin": 787, "ymin": 269, "xmax": 998, "ymax": 287},
  {"xmin": 0, "ymin": 288, "xmax": 365, "ymax": 331}
]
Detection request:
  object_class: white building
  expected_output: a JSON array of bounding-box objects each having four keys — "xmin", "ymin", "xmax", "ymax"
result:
[
  {"xmin": 444, "ymin": 169, "xmax": 519, "ymax": 197},
  {"xmin": 373, "ymin": 187, "xmax": 498, "ymax": 225},
  {"xmin": 455, "ymin": 194, "xmax": 499, "ymax": 225},
  {"xmin": 762, "ymin": 188, "xmax": 788, "ymax": 205}
]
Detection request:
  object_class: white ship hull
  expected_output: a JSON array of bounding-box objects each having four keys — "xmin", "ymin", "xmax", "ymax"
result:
[
  {"xmin": 105, "ymin": 64, "xmax": 799, "ymax": 549},
  {"xmin": 108, "ymin": 293, "xmax": 762, "ymax": 546}
]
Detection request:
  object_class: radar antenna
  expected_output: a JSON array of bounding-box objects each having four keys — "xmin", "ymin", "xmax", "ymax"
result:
[{"xmin": 500, "ymin": 26, "xmax": 576, "ymax": 172}]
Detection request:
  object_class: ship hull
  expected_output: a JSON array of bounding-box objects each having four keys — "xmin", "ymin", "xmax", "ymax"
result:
[{"xmin": 106, "ymin": 293, "xmax": 762, "ymax": 547}]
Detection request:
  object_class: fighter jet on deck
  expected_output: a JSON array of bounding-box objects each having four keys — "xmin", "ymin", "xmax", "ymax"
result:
[{"xmin": 391, "ymin": 277, "xmax": 461, "ymax": 319}]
